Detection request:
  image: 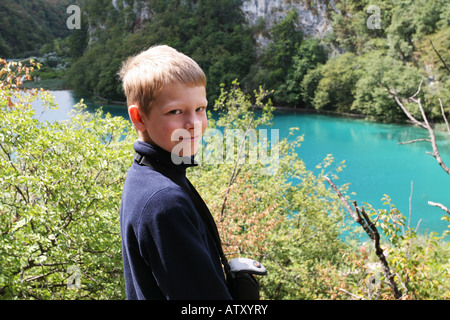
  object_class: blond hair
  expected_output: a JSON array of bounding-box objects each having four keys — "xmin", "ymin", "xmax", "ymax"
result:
[{"xmin": 118, "ymin": 45, "xmax": 206, "ymax": 114}]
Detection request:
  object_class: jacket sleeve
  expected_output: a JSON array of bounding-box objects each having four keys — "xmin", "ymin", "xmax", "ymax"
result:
[{"xmin": 136, "ymin": 185, "xmax": 232, "ymax": 300}]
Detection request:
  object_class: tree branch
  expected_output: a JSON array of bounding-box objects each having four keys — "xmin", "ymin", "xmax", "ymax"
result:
[
  {"xmin": 430, "ymin": 40, "xmax": 450, "ymax": 74},
  {"xmin": 398, "ymin": 138, "xmax": 431, "ymax": 145},
  {"xmin": 384, "ymin": 84, "xmax": 427, "ymax": 129},
  {"xmin": 439, "ymin": 98, "xmax": 450, "ymax": 136},
  {"xmin": 386, "ymin": 78, "xmax": 450, "ymax": 176},
  {"xmin": 220, "ymin": 118, "xmax": 254, "ymax": 220},
  {"xmin": 324, "ymin": 176, "xmax": 402, "ymax": 299},
  {"xmin": 339, "ymin": 288, "xmax": 367, "ymax": 300},
  {"xmin": 428, "ymin": 201, "xmax": 450, "ymax": 215}
]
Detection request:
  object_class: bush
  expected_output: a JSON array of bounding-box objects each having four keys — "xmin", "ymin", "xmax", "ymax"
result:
[{"xmin": 0, "ymin": 59, "xmax": 134, "ymax": 299}]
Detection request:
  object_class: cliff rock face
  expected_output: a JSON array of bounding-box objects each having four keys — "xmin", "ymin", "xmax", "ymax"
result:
[{"xmin": 241, "ymin": 0, "xmax": 334, "ymax": 46}]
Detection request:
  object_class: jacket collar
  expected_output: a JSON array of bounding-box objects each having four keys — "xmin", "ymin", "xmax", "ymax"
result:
[{"xmin": 133, "ymin": 141, "xmax": 198, "ymax": 174}]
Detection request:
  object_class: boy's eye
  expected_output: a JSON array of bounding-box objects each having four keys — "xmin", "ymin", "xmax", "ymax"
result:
[
  {"xmin": 196, "ymin": 106, "xmax": 206, "ymax": 112},
  {"xmin": 169, "ymin": 109, "xmax": 181, "ymax": 115}
]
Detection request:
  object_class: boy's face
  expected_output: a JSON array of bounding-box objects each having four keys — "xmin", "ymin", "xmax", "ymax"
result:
[{"xmin": 135, "ymin": 83, "xmax": 208, "ymax": 157}]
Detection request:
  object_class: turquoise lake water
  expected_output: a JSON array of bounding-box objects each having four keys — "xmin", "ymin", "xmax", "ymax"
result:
[
  {"xmin": 274, "ymin": 111, "xmax": 450, "ymax": 237},
  {"xmin": 35, "ymin": 90, "xmax": 450, "ymax": 237}
]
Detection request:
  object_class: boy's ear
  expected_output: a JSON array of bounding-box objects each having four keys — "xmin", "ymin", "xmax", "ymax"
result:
[{"xmin": 128, "ymin": 104, "xmax": 146, "ymax": 132}]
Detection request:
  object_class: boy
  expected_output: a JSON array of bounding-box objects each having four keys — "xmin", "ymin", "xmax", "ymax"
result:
[{"xmin": 118, "ymin": 45, "xmax": 232, "ymax": 300}]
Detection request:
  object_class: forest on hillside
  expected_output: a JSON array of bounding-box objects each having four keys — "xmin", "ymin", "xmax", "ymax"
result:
[
  {"xmin": 0, "ymin": 0, "xmax": 71, "ymax": 57},
  {"xmin": 2, "ymin": 0, "xmax": 448, "ymax": 123}
]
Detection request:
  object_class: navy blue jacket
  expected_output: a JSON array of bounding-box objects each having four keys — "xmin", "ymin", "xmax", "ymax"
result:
[{"xmin": 120, "ymin": 141, "xmax": 232, "ymax": 300}]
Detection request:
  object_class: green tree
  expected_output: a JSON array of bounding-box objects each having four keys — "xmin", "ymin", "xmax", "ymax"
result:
[
  {"xmin": 245, "ymin": 10, "xmax": 304, "ymax": 103},
  {"xmin": 328, "ymin": 0, "xmax": 390, "ymax": 54},
  {"xmin": 276, "ymin": 38, "xmax": 328, "ymax": 106},
  {"xmin": 351, "ymin": 50, "xmax": 422, "ymax": 122},
  {"xmin": 0, "ymin": 0, "xmax": 72, "ymax": 58},
  {"xmin": 311, "ymin": 52, "xmax": 358, "ymax": 113},
  {"xmin": 300, "ymin": 65, "xmax": 324, "ymax": 110}
]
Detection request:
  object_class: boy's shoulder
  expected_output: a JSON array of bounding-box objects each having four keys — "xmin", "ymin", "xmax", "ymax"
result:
[
  {"xmin": 122, "ymin": 162, "xmax": 194, "ymax": 214},
  {"xmin": 125, "ymin": 162, "xmax": 182, "ymax": 198},
  {"xmin": 121, "ymin": 163, "xmax": 202, "ymax": 234}
]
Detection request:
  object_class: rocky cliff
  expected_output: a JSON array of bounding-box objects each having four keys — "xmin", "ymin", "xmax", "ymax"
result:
[{"xmin": 242, "ymin": 0, "xmax": 334, "ymax": 40}]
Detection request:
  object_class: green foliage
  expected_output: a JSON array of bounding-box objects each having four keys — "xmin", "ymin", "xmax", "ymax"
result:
[
  {"xmin": 324, "ymin": 0, "xmax": 450, "ymax": 122},
  {"xmin": 245, "ymin": 11, "xmax": 307, "ymax": 105},
  {"xmin": 0, "ymin": 59, "xmax": 134, "ymax": 299},
  {"xmin": 248, "ymin": 0, "xmax": 449, "ymax": 121},
  {"xmin": 351, "ymin": 50, "xmax": 423, "ymax": 121},
  {"xmin": 276, "ymin": 38, "xmax": 328, "ymax": 106},
  {"xmin": 311, "ymin": 52, "xmax": 358, "ymax": 113},
  {"xmin": 2, "ymin": 0, "xmax": 450, "ymax": 123},
  {"xmin": 357, "ymin": 196, "xmax": 450, "ymax": 299},
  {"xmin": 0, "ymin": 0, "xmax": 72, "ymax": 58}
]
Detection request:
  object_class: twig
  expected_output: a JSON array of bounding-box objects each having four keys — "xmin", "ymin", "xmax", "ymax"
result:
[
  {"xmin": 409, "ymin": 75, "xmax": 425, "ymax": 100},
  {"xmin": 408, "ymin": 181, "xmax": 413, "ymax": 231},
  {"xmin": 439, "ymin": 98, "xmax": 450, "ymax": 135},
  {"xmin": 414, "ymin": 219, "xmax": 422, "ymax": 233},
  {"xmin": 339, "ymin": 288, "xmax": 367, "ymax": 300},
  {"xmin": 219, "ymin": 119, "xmax": 254, "ymax": 220},
  {"xmin": 430, "ymin": 40, "xmax": 450, "ymax": 74},
  {"xmin": 398, "ymin": 138, "xmax": 431, "ymax": 145}
]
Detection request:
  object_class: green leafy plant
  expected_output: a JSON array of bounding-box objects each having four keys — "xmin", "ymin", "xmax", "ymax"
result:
[{"xmin": 0, "ymin": 59, "xmax": 135, "ymax": 299}]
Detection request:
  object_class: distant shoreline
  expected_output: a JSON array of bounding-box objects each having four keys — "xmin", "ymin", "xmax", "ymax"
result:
[
  {"xmin": 22, "ymin": 79, "xmax": 69, "ymax": 91},
  {"xmin": 21, "ymin": 81, "xmax": 449, "ymax": 131},
  {"xmin": 269, "ymin": 105, "xmax": 366, "ymax": 119}
]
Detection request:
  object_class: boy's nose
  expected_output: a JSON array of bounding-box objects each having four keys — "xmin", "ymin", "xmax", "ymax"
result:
[{"xmin": 184, "ymin": 113, "xmax": 201, "ymax": 129}]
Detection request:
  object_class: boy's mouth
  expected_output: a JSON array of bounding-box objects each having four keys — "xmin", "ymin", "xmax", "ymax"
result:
[{"xmin": 179, "ymin": 135, "xmax": 200, "ymax": 142}]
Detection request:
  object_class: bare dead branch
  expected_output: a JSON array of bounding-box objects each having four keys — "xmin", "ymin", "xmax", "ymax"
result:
[
  {"xmin": 408, "ymin": 181, "xmax": 413, "ymax": 231},
  {"xmin": 409, "ymin": 75, "xmax": 425, "ymax": 100},
  {"xmin": 324, "ymin": 176, "xmax": 402, "ymax": 299},
  {"xmin": 430, "ymin": 40, "xmax": 450, "ymax": 74},
  {"xmin": 386, "ymin": 79, "xmax": 450, "ymax": 176},
  {"xmin": 439, "ymin": 98, "xmax": 450, "ymax": 136},
  {"xmin": 428, "ymin": 201, "xmax": 450, "ymax": 215},
  {"xmin": 426, "ymin": 121, "xmax": 450, "ymax": 176},
  {"xmin": 339, "ymin": 288, "xmax": 367, "ymax": 300},
  {"xmin": 398, "ymin": 138, "xmax": 431, "ymax": 145},
  {"xmin": 323, "ymin": 175, "xmax": 359, "ymax": 222},
  {"xmin": 385, "ymin": 86, "xmax": 428, "ymax": 129},
  {"xmin": 414, "ymin": 219, "xmax": 422, "ymax": 233},
  {"xmin": 220, "ymin": 118, "xmax": 254, "ymax": 220}
]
